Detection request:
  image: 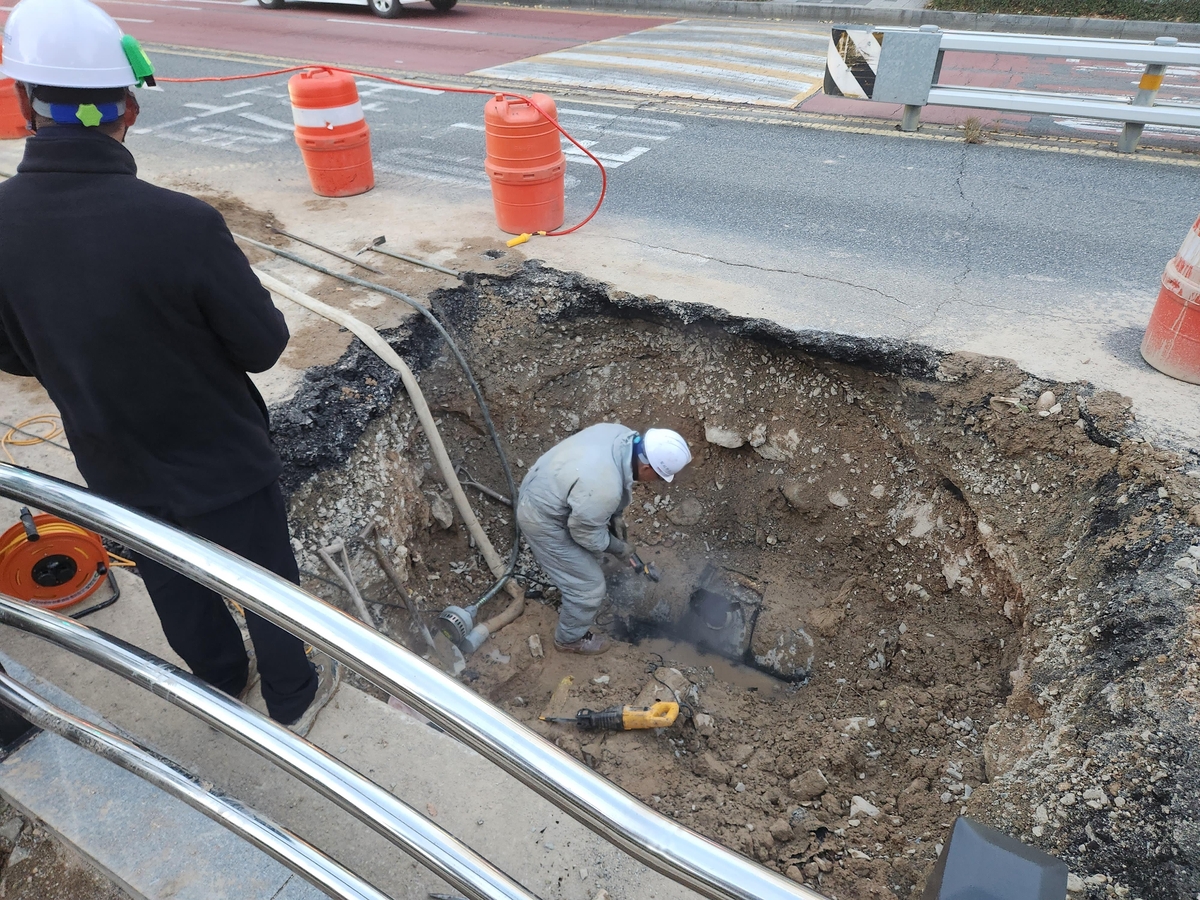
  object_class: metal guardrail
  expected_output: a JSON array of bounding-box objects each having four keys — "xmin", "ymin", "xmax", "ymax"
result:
[
  {"xmin": 0, "ymin": 667, "xmax": 394, "ymax": 900},
  {"xmin": 0, "ymin": 463, "xmax": 826, "ymax": 900},
  {"xmin": 0, "ymin": 593, "xmax": 537, "ymax": 900},
  {"xmin": 824, "ymin": 25, "xmax": 1200, "ymax": 151}
]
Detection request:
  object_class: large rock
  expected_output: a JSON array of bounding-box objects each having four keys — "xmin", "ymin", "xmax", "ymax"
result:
[
  {"xmin": 667, "ymin": 496, "xmax": 703, "ymax": 527},
  {"xmin": 788, "ymin": 768, "xmax": 828, "ymax": 801},
  {"xmin": 704, "ymin": 424, "xmax": 745, "ymax": 449}
]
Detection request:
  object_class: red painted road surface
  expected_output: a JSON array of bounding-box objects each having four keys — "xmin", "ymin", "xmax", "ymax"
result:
[{"xmin": 88, "ymin": 0, "xmax": 671, "ymax": 75}]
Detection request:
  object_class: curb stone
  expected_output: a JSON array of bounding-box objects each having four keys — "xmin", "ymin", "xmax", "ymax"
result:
[{"xmin": 479, "ymin": 0, "xmax": 1200, "ymax": 40}]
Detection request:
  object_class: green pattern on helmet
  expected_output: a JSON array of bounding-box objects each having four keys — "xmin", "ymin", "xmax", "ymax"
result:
[{"xmin": 121, "ymin": 35, "xmax": 156, "ymax": 87}]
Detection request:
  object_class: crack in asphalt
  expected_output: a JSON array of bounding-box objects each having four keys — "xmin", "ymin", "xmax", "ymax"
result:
[
  {"xmin": 908, "ymin": 140, "xmax": 979, "ymax": 338},
  {"xmin": 606, "ymin": 236, "xmax": 911, "ymax": 305}
]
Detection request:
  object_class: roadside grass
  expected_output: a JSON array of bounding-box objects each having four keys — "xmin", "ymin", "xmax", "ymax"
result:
[{"xmin": 926, "ymin": 0, "xmax": 1200, "ymax": 19}]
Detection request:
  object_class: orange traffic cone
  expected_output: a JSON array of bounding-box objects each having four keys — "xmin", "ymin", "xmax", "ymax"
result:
[
  {"xmin": 1141, "ymin": 214, "xmax": 1200, "ymax": 384},
  {"xmin": 484, "ymin": 93, "xmax": 565, "ymax": 235},
  {"xmin": 288, "ymin": 68, "xmax": 373, "ymax": 198}
]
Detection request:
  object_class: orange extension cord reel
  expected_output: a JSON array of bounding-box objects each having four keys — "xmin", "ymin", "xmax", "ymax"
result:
[{"xmin": 0, "ymin": 509, "xmax": 120, "ymax": 617}]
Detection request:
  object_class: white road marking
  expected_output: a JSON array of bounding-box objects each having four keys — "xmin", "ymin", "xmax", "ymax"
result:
[
  {"xmin": 475, "ymin": 19, "xmax": 829, "ymax": 106},
  {"xmin": 563, "ymin": 142, "xmax": 650, "ymax": 165},
  {"xmin": 112, "ymin": 16, "xmax": 153, "ymax": 21},
  {"xmin": 451, "ymin": 122, "xmax": 485, "ymax": 131},
  {"xmin": 238, "ymin": 111, "xmax": 295, "ymax": 131},
  {"xmin": 357, "ymin": 82, "xmax": 444, "ymax": 96},
  {"xmin": 155, "ymin": 122, "xmax": 288, "ymax": 153},
  {"xmin": 129, "ymin": 115, "xmax": 197, "ymax": 134},
  {"xmin": 184, "ymin": 101, "xmax": 253, "ymax": 117}
]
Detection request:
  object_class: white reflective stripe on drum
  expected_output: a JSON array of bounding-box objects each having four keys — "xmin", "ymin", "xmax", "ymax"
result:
[{"xmin": 290, "ymin": 101, "xmax": 365, "ymax": 129}]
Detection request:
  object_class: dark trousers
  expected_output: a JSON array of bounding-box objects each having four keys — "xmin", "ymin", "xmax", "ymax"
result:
[{"xmin": 132, "ymin": 481, "xmax": 316, "ymax": 723}]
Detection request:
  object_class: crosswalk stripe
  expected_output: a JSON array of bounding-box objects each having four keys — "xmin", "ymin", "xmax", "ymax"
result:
[{"xmin": 473, "ymin": 18, "xmax": 831, "ymax": 107}]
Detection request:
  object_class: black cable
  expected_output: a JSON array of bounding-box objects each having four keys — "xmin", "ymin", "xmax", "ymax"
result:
[
  {"xmin": 0, "ymin": 419, "xmax": 72, "ymax": 453},
  {"xmin": 646, "ymin": 651, "xmax": 696, "ymax": 718},
  {"xmin": 236, "ymin": 234, "xmax": 521, "ymax": 611}
]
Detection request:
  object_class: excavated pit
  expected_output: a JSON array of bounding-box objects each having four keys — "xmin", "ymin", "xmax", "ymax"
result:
[{"xmin": 275, "ymin": 261, "xmax": 1200, "ymax": 900}]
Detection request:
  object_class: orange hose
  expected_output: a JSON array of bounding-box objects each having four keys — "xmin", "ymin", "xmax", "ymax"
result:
[{"xmin": 160, "ymin": 66, "xmax": 607, "ymax": 238}]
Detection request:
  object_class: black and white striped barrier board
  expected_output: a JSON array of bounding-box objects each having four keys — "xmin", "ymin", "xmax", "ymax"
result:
[{"xmin": 823, "ymin": 27, "xmax": 883, "ymax": 100}]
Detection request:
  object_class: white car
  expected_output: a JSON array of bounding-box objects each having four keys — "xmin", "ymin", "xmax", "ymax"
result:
[{"xmin": 257, "ymin": 0, "xmax": 456, "ymax": 18}]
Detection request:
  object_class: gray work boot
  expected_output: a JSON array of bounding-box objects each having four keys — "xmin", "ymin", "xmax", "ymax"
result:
[
  {"xmin": 286, "ymin": 651, "xmax": 341, "ymax": 738},
  {"xmin": 554, "ymin": 631, "xmax": 611, "ymax": 655}
]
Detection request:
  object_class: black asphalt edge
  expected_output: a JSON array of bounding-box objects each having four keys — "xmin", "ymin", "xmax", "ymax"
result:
[{"xmin": 475, "ymin": 0, "xmax": 1200, "ymax": 39}]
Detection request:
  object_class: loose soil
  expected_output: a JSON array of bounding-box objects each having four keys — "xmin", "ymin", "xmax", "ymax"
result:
[{"xmin": 275, "ymin": 260, "xmax": 1200, "ymax": 900}]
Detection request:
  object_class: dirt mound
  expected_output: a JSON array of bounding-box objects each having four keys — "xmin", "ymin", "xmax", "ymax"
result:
[{"xmin": 276, "ymin": 261, "xmax": 1200, "ymax": 900}]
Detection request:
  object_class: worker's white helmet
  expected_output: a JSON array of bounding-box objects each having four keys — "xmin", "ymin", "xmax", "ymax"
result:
[
  {"xmin": 1, "ymin": 0, "xmax": 152, "ymax": 88},
  {"xmin": 643, "ymin": 428, "xmax": 692, "ymax": 483}
]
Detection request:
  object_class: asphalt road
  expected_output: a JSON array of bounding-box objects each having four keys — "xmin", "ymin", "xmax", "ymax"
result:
[
  {"xmin": 3, "ymin": 4, "xmax": 1197, "ymax": 441},
  {"xmin": 133, "ymin": 50, "xmax": 1198, "ymax": 306}
]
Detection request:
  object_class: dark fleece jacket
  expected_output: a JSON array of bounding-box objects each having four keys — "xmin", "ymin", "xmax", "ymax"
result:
[{"xmin": 0, "ymin": 127, "xmax": 288, "ymax": 517}]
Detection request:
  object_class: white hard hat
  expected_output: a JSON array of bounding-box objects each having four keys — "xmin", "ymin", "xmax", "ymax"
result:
[
  {"xmin": 642, "ymin": 428, "xmax": 692, "ymax": 483},
  {"xmin": 1, "ymin": 0, "xmax": 146, "ymax": 88}
]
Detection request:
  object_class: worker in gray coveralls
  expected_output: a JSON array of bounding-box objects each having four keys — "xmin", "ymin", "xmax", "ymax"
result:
[{"xmin": 516, "ymin": 424, "xmax": 692, "ymax": 655}]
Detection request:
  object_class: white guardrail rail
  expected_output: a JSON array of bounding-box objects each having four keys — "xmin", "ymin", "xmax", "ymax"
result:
[{"xmin": 823, "ymin": 25, "xmax": 1200, "ymax": 151}]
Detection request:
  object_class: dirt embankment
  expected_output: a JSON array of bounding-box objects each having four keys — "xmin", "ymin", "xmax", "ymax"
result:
[{"xmin": 275, "ymin": 261, "xmax": 1200, "ymax": 900}]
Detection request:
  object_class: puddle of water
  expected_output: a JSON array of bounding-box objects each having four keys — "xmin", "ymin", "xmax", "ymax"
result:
[{"xmin": 636, "ymin": 637, "xmax": 788, "ymax": 695}]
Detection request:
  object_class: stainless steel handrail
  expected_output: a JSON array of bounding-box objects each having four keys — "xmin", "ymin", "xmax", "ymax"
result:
[
  {"xmin": 0, "ymin": 463, "xmax": 825, "ymax": 900},
  {"xmin": 0, "ymin": 593, "xmax": 538, "ymax": 900},
  {"xmin": 0, "ymin": 668, "xmax": 391, "ymax": 900}
]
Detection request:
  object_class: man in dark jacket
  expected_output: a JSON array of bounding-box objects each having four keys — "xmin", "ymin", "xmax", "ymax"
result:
[{"xmin": 0, "ymin": 0, "xmax": 336, "ymax": 734}]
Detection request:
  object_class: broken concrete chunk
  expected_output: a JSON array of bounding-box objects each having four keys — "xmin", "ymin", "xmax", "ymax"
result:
[
  {"xmin": 1035, "ymin": 390, "xmax": 1057, "ymax": 412},
  {"xmin": 870, "ymin": 483, "xmax": 886, "ymax": 499},
  {"xmin": 748, "ymin": 423, "xmax": 768, "ymax": 448},
  {"xmin": 849, "ymin": 796, "xmax": 880, "ymax": 819},
  {"xmin": 693, "ymin": 713, "xmax": 716, "ymax": 736},
  {"xmin": 667, "ymin": 496, "xmax": 703, "ymax": 527},
  {"xmin": 528, "ymin": 635, "xmax": 544, "ymax": 658},
  {"xmin": 704, "ymin": 424, "xmax": 745, "ymax": 449},
  {"xmin": 429, "ymin": 493, "xmax": 455, "ymax": 530},
  {"xmin": 633, "ymin": 666, "xmax": 691, "ymax": 708},
  {"xmin": 827, "ymin": 490, "xmax": 850, "ymax": 508},
  {"xmin": 788, "ymin": 768, "xmax": 828, "ymax": 801}
]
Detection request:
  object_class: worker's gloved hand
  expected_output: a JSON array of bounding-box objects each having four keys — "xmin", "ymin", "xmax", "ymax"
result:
[
  {"xmin": 606, "ymin": 533, "xmax": 631, "ymax": 558},
  {"xmin": 609, "ymin": 514, "xmax": 628, "ymax": 543}
]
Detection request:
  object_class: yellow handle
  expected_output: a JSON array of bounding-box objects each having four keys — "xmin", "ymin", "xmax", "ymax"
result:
[
  {"xmin": 622, "ymin": 701, "xmax": 679, "ymax": 729},
  {"xmin": 505, "ymin": 230, "xmax": 547, "ymax": 248}
]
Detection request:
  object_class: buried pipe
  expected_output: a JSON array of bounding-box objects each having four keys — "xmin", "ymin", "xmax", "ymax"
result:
[{"xmin": 252, "ymin": 270, "xmax": 525, "ymax": 642}]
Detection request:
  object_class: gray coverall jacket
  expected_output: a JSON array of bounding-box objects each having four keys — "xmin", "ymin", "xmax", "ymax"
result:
[{"xmin": 516, "ymin": 423, "xmax": 636, "ymax": 643}]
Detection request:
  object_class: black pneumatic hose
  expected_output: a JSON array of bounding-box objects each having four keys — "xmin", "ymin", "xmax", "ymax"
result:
[{"xmin": 236, "ymin": 235, "xmax": 520, "ymax": 611}]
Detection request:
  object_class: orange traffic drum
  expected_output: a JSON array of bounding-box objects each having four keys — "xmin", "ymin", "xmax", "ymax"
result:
[
  {"xmin": 288, "ymin": 68, "xmax": 374, "ymax": 198},
  {"xmin": 0, "ymin": 513, "xmax": 111, "ymax": 610},
  {"xmin": 484, "ymin": 93, "xmax": 565, "ymax": 235},
  {"xmin": 0, "ymin": 79, "xmax": 28, "ymax": 140}
]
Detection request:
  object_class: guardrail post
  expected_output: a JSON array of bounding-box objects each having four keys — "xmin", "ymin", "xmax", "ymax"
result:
[
  {"xmin": 1117, "ymin": 36, "xmax": 1176, "ymax": 153},
  {"xmin": 900, "ymin": 104, "xmax": 922, "ymax": 131}
]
